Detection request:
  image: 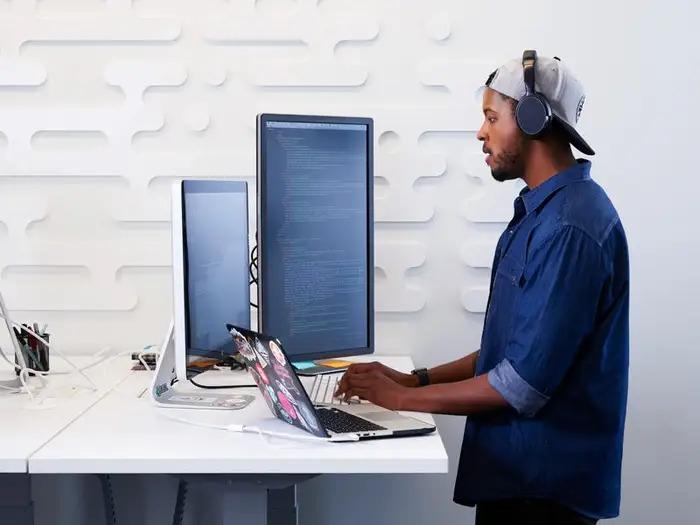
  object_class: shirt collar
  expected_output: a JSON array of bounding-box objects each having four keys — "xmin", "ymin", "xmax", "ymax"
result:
[{"xmin": 519, "ymin": 159, "xmax": 592, "ymax": 214}]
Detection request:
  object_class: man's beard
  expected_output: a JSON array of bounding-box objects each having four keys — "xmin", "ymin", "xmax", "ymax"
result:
[{"xmin": 490, "ymin": 145, "xmax": 524, "ymax": 182}]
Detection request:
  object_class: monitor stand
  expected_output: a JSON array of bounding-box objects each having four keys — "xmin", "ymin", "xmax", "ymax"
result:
[{"xmin": 151, "ymin": 320, "xmax": 255, "ymax": 410}]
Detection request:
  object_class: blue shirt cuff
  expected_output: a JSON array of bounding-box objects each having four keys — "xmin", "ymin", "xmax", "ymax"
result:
[{"xmin": 488, "ymin": 359, "xmax": 550, "ymax": 417}]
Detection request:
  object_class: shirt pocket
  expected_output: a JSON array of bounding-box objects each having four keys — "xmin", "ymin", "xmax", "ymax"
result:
[
  {"xmin": 485, "ymin": 255, "xmax": 525, "ymax": 337},
  {"xmin": 483, "ymin": 254, "xmax": 526, "ymax": 352},
  {"xmin": 495, "ymin": 255, "xmax": 525, "ymax": 288}
]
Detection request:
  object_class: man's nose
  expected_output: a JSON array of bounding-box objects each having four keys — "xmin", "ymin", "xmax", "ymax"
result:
[{"xmin": 476, "ymin": 122, "xmax": 487, "ymax": 142}]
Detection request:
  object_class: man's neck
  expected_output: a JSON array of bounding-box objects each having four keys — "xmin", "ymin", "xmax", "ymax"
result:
[{"xmin": 522, "ymin": 147, "xmax": 577, "ymax": 189}]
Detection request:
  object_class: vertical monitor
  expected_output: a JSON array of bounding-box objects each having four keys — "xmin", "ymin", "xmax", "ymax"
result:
[{"xmin": 257, "ymin": 114, "xmax": 373, "ymax": 361}]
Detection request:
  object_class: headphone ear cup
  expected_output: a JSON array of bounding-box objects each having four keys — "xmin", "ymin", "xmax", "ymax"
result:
[{"xmin": 516, "ymin": 93, "xmax": 552, "ymax": 137}]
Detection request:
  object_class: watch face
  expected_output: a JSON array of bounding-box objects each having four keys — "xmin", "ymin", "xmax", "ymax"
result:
[{"xmin": 413, "ymin": 368, "xmax": 428, "ymax": 385}]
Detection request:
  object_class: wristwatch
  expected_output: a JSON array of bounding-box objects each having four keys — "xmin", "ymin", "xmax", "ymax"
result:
[{"xmin": 411, "ymin": 367, "xmax": 430, "ymax": 387}]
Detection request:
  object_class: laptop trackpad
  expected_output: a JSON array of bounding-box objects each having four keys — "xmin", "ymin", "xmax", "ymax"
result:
[{"xmin": 361, "ymin": 411, "xmax": 404, "ymax": 423}]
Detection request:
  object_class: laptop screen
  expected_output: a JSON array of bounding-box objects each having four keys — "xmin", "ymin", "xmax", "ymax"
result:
[{"xmin": 227, "ymin": 324, "xmax": 328, "ymax": 438}]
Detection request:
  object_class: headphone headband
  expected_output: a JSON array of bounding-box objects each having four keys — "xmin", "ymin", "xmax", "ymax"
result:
[{"xmin": 522, "ymin": 49, "xmax": 537, "ymax": 96}]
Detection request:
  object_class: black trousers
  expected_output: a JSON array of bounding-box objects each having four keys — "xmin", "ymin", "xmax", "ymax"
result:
[{"xmin": 475, "ymin": 499, "xmax": 598, "ymax": 525}]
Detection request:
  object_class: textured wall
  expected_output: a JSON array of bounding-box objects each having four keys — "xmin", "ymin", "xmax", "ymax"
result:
[
  {"xmin": 0, "ymin": 0, "xmax": 516, "ymax": 356},
  {"xmin": 2, "ymin": 1, "xmax": 698, "ymax": 524}
]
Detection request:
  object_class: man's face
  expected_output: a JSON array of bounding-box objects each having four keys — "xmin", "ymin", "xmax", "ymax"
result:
[{"xmin": 477, "ymin": 88, "xmax": 526, "ymax": 182}]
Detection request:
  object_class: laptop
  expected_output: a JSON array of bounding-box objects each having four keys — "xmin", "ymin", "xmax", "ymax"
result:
[{"xmin": 226, "ymin": 324, "xmax": 435, "ymax": 442}]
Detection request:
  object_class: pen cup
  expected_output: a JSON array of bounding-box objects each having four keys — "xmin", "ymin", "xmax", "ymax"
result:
[{"xmin": 15, "ymin": 333, "xmax": 50, "ymax": 376}]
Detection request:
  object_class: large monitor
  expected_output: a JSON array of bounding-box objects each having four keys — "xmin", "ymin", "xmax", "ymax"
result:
[
  {"xmin": 256, "ymin": 114, "xmax": 374, "ymax": 361},
  {"xmin": 172, "ymin": 179, "xmax": 251, "ymax": 382}
]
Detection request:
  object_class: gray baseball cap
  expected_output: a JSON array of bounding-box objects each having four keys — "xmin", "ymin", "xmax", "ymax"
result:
[{"xmin": 482, "ymin": 55, "xmax": 594, "ymax": 155}]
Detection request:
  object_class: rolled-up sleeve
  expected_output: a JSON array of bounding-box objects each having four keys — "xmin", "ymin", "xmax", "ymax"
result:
[
  {"xmin": 491, "ymin": 225, "xmax": 608, "ymax": 417},
  {"xmin": 488, "ymin": 359, "xmax": 549, "ymax": 417}
]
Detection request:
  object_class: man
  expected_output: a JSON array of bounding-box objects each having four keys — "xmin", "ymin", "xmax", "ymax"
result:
[{"xmin": 335, "ymin": 51, "xmax": 629, "ymax": 524}]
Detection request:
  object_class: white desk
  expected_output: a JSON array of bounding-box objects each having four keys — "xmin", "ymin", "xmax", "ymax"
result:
[
  {"xmin": 0, "ymin": 355, "xmax": 136, "ymax": 524},
  {"xmin": 0, "ymin": 355, "xmax": 135, "ymax": 473},
  {"xmin": 30, "ymin": 356, "xmax": 448, "ymax": 524}
]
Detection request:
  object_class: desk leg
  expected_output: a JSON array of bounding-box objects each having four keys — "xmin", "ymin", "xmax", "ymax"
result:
[
  {"xmin": 171, "ymin": 474, "xmax": 316, "ymax": 525},
  {"xmin": 0, "ymin": 473, "xmax": 34, "ymax": 525},
  {"xmin": 267, "ymin": 485, "xmax": 297, "ymax": 525}
]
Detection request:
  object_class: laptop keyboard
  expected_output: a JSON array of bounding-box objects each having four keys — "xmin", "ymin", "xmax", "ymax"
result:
[
  {"xmin": 316, "ymin": 407, "xmax": 387, "ymax": 434},
  {"xmin": 308, "ymin": 374, "xmax": 360, "ymax": 406}
]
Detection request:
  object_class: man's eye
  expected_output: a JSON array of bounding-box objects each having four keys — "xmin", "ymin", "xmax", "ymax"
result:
[{"xmin": 488, "ymin": 117, "xmax": 497, "ymax": 124}]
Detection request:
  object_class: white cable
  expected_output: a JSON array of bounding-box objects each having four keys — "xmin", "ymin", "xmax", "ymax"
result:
[
  {"xmin": 18, "ymin": 368, "xmax": 34, "ymax": 400},
  {"xmin": 244, "ymin": 425, "xmax": 359, "ymax": 445},
  {"xmin": 72, "ymin": 345, "xmax": 156, "ymax": 376},
  {"xmin": 159, "ymin": 412, "xmax": 355, "ymax": 444},
  {"xmin": 44, "ymin": 345, "xmax": 113, "ymax": 375},
  {"xmin": 20, "ymin": 367, "xmax": 49, "ymax": 402},
  {"xmin": 82, "ymin": 347, "xmax": 153, "ymax": 373},
  {"xmin": 31, "ymin": 346, "xmax": 158, "ymax": 407}
]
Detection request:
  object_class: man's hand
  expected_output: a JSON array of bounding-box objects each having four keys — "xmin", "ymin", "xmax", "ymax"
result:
[
  {"xmin": 334, "ymin": 362, "xmax": 416, "ymax": 410},
  {"xmin": 338, "ymin": 362, "xmax": 418, "ymax": 389}
]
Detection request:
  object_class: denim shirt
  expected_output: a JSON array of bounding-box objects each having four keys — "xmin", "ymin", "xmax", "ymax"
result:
[{"xmin": 454, "ymin": 160, "xmax": 629, "ymax": 519}]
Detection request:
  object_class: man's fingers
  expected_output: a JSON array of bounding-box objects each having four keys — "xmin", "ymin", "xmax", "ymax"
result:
[
  {"xmin": 335, "ymin": 371, "xmax": 359, "ymax": 394},
  {"xmin": 336, "ymin": 363, "xmax": 377, "ymax": 394},
  {"xmin": 343, "ymin": 387, "xmax": 370, "ymax": 402},
  {"xmin": 334, "ymin": 380, "xmax": 348, "ymax": 397},
  {"xmin": 345, "ymin": 362, "xmax": 378, "ymax": 375},
  {"xmin": 345, "ymin": 374, "xmax": 373, "ymax": 389},
  {"xmin": 335, "ymin": 372, "xmax": 372, "ymax": 396}
]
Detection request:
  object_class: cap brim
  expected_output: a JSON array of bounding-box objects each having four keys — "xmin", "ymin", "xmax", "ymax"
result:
[{"xmin": 553, "ymin": 114, "xmax": 595, "ymax": 156}]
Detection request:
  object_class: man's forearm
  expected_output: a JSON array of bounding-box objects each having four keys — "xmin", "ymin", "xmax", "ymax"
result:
[
  {"xmin": 401, "ymin": 374, "xmax": 510, "ymax": 416},
  {"xmin": 425, "ymin": 350, "xmax": 480, "ymax": 385}
]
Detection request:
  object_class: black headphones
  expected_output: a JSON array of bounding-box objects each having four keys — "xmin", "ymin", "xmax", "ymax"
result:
[{"xmin": 515, "ymin": 50, "xmax": 553, "ymax": 137}]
